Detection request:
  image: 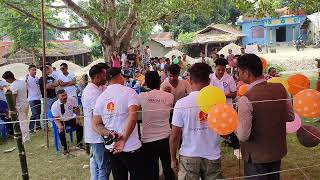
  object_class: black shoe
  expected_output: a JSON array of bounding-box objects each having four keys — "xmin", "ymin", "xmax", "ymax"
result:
[
  {"xmin": 76, "ymin": 143, "xmax": 85, "ymax": 150},
  {"xmin": 63, "ymin": 147, "xmax": 69, "ymax": 155}
]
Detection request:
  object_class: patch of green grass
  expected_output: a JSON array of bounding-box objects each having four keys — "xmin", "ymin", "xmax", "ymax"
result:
[{"xmin": 0, "ymin": 131, "xmax": 319, "ymax": 179}]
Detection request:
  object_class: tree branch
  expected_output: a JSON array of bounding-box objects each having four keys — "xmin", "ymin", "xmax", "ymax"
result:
[
  {"xmin": 61, "ymin": 0, "xmax": 109, "ymax": 41},
  {"xmin": 46, "ymin": 5, "xmax": 68, "ymax": 9},
  {"xmin": 117, "ymin": 0, "xmax": 141, "ymax": 42},
  {"xmin": 3, "ymin": 2, "xmax": 90, "ymax": 31}
]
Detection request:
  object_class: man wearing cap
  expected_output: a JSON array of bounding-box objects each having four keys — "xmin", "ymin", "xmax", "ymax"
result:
[{"xmin": 92, "ymin": 67, "xmax": 149, "ymax": 180}]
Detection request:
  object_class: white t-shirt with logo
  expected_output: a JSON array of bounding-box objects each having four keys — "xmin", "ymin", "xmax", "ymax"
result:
[
  {"xmin": 51, "ymin": 97, "xmax": 77, "ymax": 121},
  {"xmin": 25, "ymin": 75, "xmax": 42, "ymax": 101},
  {"xmin": 210, "ymin": 73, "xmax": 237, "ymax": 104},
  {"xmin": 172, "ymin": 91, "xmax": 221, "ymax": 160},
  {"xmin": 10, "ymin": 80, "xmax": 28, "ymax": 106},
  {"xmin": 94, "ymin": 84, "xmax": 141, "ymax": 152},
  {"xmin": 138, "ymin": 90, "xmax": 174, "ymax": 143},
  {"xmin": 57, "ymin": 72, "xmax": 77, "ymax": 97},
  {"xmin": 82, "ymin": 83, "xmax": 107, "ymax": 144}
]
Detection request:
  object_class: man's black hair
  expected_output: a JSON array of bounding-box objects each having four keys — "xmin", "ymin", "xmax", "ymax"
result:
[
  {"xmin": 219, "ymin": 54, "xmax": 225, "ymax": 58},
  {"xmin": 89, "ymin": 64, "xmax": 105, "ymax": 79},
  {"xmin": 237, "ymin": 54, "xmax": 263, "ymax": 78},
  {"xmin": 106, "ymin": 67, "xmax": 121, "ymax": 81},
  {"xmin": 189, "ymin": 63, "xmax": 211, "ymax": 84},
  {"xmin": 40, "ymin": 65, "xmax": 50, "ymax": 72},
  {"xmin": 97, "ymin": 62, "xmax": 110, "ymax": 71},
  {"xmin": 168, "ymin": 64, "xmax": 181, "ymax": 76},
  {"xmin": 56, "ymin": 89, "xmax": 66, "ymax": 95},
  {"xmin": 46, "ymin": 62, "xmax": 52, "ymax": 66},
  {"xmin": 268, "ymin": 67, "xmax": 276, "ymax": 73},
  {"xmin": 28, "ymin": 64, "xmax": 36, "ymax": 70},
  {"xmin": 214, "ymin": 58, "xmax": 228, "ymax": 66},
  {"xmin": 2, "ymin": 71, "xmax": 15, "ymax": 80},
  {"xmin": 165, "ymin": 58, "xmax": 170, "ymax": 62},
  {"xmin": 60, "ymin": 63, "xmax": 68, "ymax": 68},
  {"xmin": 145, "ymin": 71, "xmax": 160, "ymax": 90}
]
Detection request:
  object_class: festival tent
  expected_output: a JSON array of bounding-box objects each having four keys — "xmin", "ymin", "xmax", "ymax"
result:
[
  {"xmin": 76, "ymin": 59, "xmax": 105, "ymax": 77},
  {"xmin": 218, "ymin": 43, "xmax": 242, "ymax": 57},
  {"xmin": 164, "ymin": 49, "xmax": 198, "ymax": 64}
]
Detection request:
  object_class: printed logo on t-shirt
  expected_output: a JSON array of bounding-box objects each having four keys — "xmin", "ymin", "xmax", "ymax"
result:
[
  {"xmin": 223, "ymin": 82, "xmax": 228, "ymax": 88},
  {"xmin": 67, "ymin": 105, "xmax": 73, "ymax": 111},
  {"xmin": 198, "ymin": 111, "xmax": 208, "ymax": 123},
  {"xmin": 106, "ymin": 102, "xmax": 115, "ymax": 112}
]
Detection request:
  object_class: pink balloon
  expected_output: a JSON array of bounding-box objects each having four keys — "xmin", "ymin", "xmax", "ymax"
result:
[{"xmin": 286, "ymin": 113, "xmax": 302, "ymax": 134}]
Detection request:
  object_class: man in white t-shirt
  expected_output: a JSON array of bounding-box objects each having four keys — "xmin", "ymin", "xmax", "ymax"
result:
[
  {"xmin": 0, "ymin": 80, "xmax": 8, "ymax": 102},
  {"xmin": 210, "ymin": 58, "xmax": 240, "ymax": 159},
  {"xmin": 92, "ymin": 68, "xmax": 149, "ymax": 180},
  {"xmin": 51, "ymin": 89, "xmax": 84, "ymax": 155},
  {"xmin": 57, "ymin": 63, "xmax": 77, "ymax": 98},
  {"xmin": 160, "ymin": 64, "xmax": 192, "ymax": 104},
  {"xmin": 82, "ymin": 64, "xmax": 111, "ymax": 180},
  {"xmin": 2, "ymin": 71, "xmax": 30, "ymax": 143},
  {"xmin": 170, "ymin": 63, "xmax": 223, "ymax": 179},
  {"xmin": 210, "ymin": 58, "xmax": 237, "ymax": 104},
  {"xmin": 198, "ymin": 51, "xmax": 210, "ymax": 64},
  {"xmin": 25, "ymin": 65, "xmax": 42, "ymax": 132},
  {"xmin": 138, "ymin": 71, "xmax": 175, "ymax": 180}
]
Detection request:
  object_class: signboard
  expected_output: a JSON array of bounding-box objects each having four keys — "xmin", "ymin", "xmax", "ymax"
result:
[
  {"xmin": 245, "ymin": 44, "xmax": 259, "ymax": 54},
  {"xmin": 264, "ymin": 17, "xmax": 300, "ymax": 27}
]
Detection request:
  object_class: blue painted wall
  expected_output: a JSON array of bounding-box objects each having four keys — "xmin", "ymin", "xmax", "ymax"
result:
[{"xmin": 238, "ymin": 16, "xmax": 306, "ymax": 45}]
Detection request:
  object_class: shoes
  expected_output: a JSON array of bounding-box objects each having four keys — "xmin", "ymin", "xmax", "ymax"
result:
[
  {"xmin": 63, "ymin": 147, "xmax": 70, "ymax": 155},
  {"xmin": 76, "ymin": 143, "xmax": 85, "ymax": 150},
  {"xmin": 234, "ymin": 149, "xmax": 242, "ymax": 159}
]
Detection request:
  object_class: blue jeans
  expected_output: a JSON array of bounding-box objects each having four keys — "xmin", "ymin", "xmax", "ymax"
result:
[
  {"xmin": 42, "ymin": 98, "xmax": 57, "ymax": 127},
  {"xmin": 90, "ymin": 143, "xmax": 111, "ymax": 180},
  {"xmin": 29, "ymin": 100, "xmax": 41, "ymax": 130}
]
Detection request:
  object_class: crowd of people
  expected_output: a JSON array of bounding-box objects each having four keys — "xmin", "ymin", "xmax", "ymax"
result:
[{"xmin": 0, "ymin": 45, "xmax": 289, "ymax": 180}]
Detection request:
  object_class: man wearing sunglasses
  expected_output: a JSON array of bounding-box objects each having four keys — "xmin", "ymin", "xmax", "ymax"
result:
[{"xmin": 57, "ymin": 63, "xmax": 77, "ymax": 101}]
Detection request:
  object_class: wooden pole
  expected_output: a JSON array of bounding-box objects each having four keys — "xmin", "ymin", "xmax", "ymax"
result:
[
  {"xmin": 5, "ymin": 90, "xmax": 29, "ymax": 180},
  {"xmin": 40, "ymin": 0, "xmax": 49, "ymax": 148}
]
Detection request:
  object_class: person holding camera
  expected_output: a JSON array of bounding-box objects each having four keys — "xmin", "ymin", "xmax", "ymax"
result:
[
  {"xmin": 51, "ymin": 89, "xmax": 84, "ymax": 155},
  {"xmin": 92, "ymin": 68, "xmax": 149, "ymax": 180}
]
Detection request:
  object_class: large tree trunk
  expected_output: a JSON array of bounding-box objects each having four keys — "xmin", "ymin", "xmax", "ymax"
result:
[{"xmin": 101, "ymin": 38, "xmax": 121, "ymax": 63}]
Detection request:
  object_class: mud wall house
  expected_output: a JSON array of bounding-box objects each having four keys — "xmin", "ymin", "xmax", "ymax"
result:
[
  {"xmin": 1, "ymin": 40, "xmax": 92, "ymax": 67},
  {"xmin": 187, "ymin": 24, "xmax": 245, "ymax": 58},
  {"xmin": 238, "ymin": 15, "xmax": 306, "ymax": 46},
  {"xmin": 0, "ymin": 41, "xmax": 11, "ymax": 66},
  {"xmin": 43, "ymin": 40, "xmax": 92, "ymax": 66},
  {"xmin": 307, "ymin": 12, "xmax": 320, "ymax": 45},
  {"xmin": 146, "ymin": 32, "xmax": 178, "ymax": 58}
]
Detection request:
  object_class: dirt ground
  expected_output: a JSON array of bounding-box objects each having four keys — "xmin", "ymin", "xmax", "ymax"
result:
[{"xmin": 259, "ymin": 47, "xmax": 320, "ymax": 71}]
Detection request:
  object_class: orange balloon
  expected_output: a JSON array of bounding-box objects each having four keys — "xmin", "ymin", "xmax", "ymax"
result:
[
  {"xmin": 207, "ymin": 104, "xmax": 239, "ymax": 135},
  {"xmin": 238, "ymin": 84, "xmax": 249, "ymax": 97},
  {"xmin": 288, "ymin": 74, "xmax": 310, "ymax": 95},
  {"xmin": 260, "ymin": 57, "xmax": 268, "ymax": 72},
  {"xmin": 293, "ymin": 89, "xmax": 320, "ymax": 118}
]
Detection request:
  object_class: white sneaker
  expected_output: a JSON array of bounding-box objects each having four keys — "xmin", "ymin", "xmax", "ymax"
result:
[{"xmin": 234, "ymin": 149, "xmax": 242, "ymax": 159}]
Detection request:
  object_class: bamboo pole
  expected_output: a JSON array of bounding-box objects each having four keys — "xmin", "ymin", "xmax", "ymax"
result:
[
  {"xmin": 40, "ymin": 0, "xmax": 49, "ymax": 148},
  {"xmin": 5, "ymin": 90, "xmax": 29, "ymax": 180}
]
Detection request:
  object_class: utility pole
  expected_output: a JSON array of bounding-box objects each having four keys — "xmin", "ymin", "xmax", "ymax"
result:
[
  {"xmin": 41, "ymin": 0, "xmax": 49, "ymax": 148},
  {"xmin": 5, "ymin": 90, "xmax": 29, "ymax": 180}
]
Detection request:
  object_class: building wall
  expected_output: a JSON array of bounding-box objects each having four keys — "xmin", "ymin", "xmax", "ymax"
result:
[
  {"xmin": 146, "ymin": 41, "xmax": 171, "ymax": 58},
  {"xmin": 240, "ymin": 16, "xmax": 305, "ymax": 46}
]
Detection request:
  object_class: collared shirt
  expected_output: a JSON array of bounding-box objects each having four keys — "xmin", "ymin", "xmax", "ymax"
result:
[
  {"xmin": 51, "ymin": 97, "xmax": 77, "ymax": 121},
  {"xmin": 172, "ymin": 91, "xmax": 221, "ymax": 160},
  {"xmin": 236, "ymin": 78, "xmax": 295, "ymax": 142},
  {"xmin": 82, "ymin": 83, "xmax": 107, "ymax": 144},
  {"xmin": 210, "ymin": 73, "xmax": 237, "ymax": 104}
]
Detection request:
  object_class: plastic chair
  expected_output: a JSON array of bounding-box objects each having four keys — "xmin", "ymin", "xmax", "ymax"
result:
[
  {"xmin": 48, "ymin": 111, "xmax": 76, "ymax": 153},
  {"xmin": 0, "ymin": 119, "xmax": 7, "ymax": 142}
]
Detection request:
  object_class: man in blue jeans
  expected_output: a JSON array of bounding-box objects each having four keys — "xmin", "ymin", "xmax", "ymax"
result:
[
  {"xmin": 39, "ymin": 65, "xmax": 59, "ymax": 127},
  {"xmin": 26, "ymin": 65, "xmax": 42, "ymax": 132},
  {"xmin": 82, "ymin": 64, "xmax": 111, "ymax": 180}
]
